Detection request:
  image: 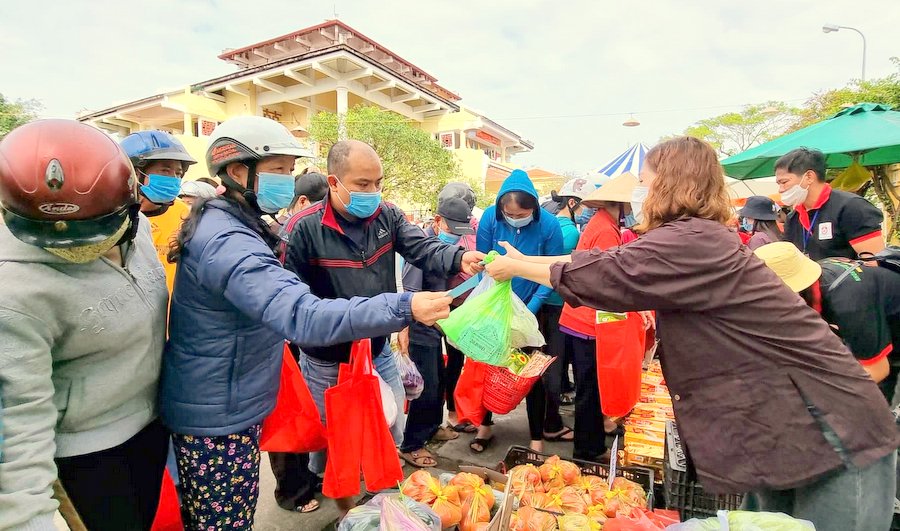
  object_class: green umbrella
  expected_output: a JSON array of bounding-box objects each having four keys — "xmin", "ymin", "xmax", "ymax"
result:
[{"xmin": 722, "ymin": 103, "xmax": 900, "ymax": 179}]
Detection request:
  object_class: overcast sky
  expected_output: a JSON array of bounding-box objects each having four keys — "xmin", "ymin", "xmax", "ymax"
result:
[{"xmin": 2, "ymin": 0, "xmax": 897, "ymax": 174}]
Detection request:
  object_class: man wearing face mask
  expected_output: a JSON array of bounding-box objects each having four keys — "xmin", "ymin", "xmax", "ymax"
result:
[
  {"xmin": 284, "ymin": 139, "xmax": 485, "ymax": 511},
  {"xmin": 396, "ymin": 195, "xmax": 476, "ymax": 468},
  {"xmin": 120, "ymin": 131, "xmax": 197, "ymax": 294},
  {"xmin": 0, "ymin": 120, "xmax": 170, "ymax": 530},
  {"xmin": 776, "ymin": 147, "xmax": 884, "ymax": 260}
]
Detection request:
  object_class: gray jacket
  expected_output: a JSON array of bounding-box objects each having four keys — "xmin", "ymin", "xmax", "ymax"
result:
[{"xmin": 0, "ymin": 216, "xmax": 167, "ymax": 530}]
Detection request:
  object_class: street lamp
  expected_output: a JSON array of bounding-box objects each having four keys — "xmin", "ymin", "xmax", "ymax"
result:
[
  {"xmin": 822, "ymin": 23, "xmax": 867, "ymax": 81},
  {"xmin": 623, "ymin": 114, "xmax": 640, "ymax": 127}
]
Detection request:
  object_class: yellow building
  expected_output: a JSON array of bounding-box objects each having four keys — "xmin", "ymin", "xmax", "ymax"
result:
[{"xmin": 77, "ymin": 20, "xmax": 531, "ymax": 192}]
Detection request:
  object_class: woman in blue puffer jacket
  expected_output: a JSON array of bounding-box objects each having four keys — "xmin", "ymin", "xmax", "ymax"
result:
[{"xmin": 160, "ymin": 117, "xmax": 451, "ymax": 530}]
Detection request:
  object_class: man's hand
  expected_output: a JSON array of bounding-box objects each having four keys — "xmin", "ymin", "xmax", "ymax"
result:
[
  {"xmin": 485, "ymin": 254, "xmax": 520, "ymax": 282},
  {"xmin": 410, "ymin": 291, "xmax": 453, "ymax": 326},
  {"xmin": 498, "ymin": 241, "xmax": 526, "ymax": 260},
  {"xmin": 397, "ymin": 327, "xmax": 410, "ymax": 356},
  {"xmin": 461, "ymin": 251, "xmax": 487, "ymax": 275}
]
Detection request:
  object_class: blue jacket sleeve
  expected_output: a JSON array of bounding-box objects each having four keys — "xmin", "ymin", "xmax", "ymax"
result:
[
  {"xmin": 527, "ymin": 218, "xmax": 566, "ymax": 314},
  {"xmin": 476, "ymin": 209, "xmax": 495, "ymax": 254},
  {"xmin": 197, "ymin": 226, "xmax": 414, "ymax": 347}
]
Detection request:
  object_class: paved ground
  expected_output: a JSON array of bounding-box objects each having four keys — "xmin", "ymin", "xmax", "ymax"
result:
[{"xmin": 253, "ymin": 399, "xmax": 583, "ymax": 530}]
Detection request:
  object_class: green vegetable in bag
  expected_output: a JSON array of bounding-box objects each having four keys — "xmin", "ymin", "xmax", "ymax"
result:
[{"xmin": 439, "ymin": 275, "xmax": 514, "ymax": 366}]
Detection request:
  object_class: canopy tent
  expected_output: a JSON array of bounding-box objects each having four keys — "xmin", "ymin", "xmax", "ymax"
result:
[
  {"xmin": 722, "ymin": 103, "xmax": 900, "ymax": 179},
  {"xmin": 726, "ymin": 177, "xmax": 781, "ymax": 202},
  {"xmin": 590, "ymin": 143, "xmax": 649, "ymax": 188}
]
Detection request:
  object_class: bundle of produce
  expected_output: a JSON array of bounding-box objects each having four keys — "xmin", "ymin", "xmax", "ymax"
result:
[
  {"xmin": 585, "ymin": 504, "xmax": 608, "ymax": 526},
  {"xmin": 449, "ymin": 472, "xmax": 495, "ymax": 506},
  {"xmin": 510, "ymin": 506, "xmax": 559, "ymax": 531},
  {"xmin": 508, "ymin": 464, "xmax": 544, "ymax": 498},
  {"xmin": 401, "ymin": 470, "xmax": 442, "ymax": 505},
  {"xmin": 607, "ymin": 476, "xmax": 648, "ymax": 510},
  {"xmin": 401, "ymin": 470, "xmax": 464, "ymax": 529},
  {"xmin": 556, "ymin": 486, "xmax": 590, "ymax": 515},
  {"xmin": 556, "ymin": 513, "xmax": 601, "ymax": 531},
  {"xmin": 430, "ymin": 485, "xmax": 462, "ymax": 529},
  {"xmin": 573, "ymin": 475, "xmax": 609, "ymax": 505},
  {"xmin": 458, "ymin": 487, "xmax": 493, "ymax": 531},
  {"xmin": 538, "ymin": 455, "xmax": 581, "ymax": 491}
]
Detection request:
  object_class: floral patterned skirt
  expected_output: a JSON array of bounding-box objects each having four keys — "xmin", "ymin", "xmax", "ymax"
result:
[{"xmin": 172, "ymin": 424, "xmax": 262, "ymax": 530}]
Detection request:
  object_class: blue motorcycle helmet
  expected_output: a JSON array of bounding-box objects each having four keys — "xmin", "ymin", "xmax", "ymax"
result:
[{"xmin": 121, "ymin": 131, "xmax": 197, "ymax": 213}]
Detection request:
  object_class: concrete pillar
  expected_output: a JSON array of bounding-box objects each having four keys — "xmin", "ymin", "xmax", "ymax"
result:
[
  {"xmin": 336, "ymin": 86, "xmax": 349, "ymax": 140},
  {"xmin": 183, "ymin": 114, "xmax": 193, "ymax": 137}
]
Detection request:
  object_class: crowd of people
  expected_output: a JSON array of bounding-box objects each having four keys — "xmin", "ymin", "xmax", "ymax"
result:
[{"xmin": 0, "ymin": 116, "xmax": 898, "ymax": 531}]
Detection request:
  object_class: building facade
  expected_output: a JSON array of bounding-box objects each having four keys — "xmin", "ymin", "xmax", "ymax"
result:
[{"xmin": 77, "ymin": 20, "xmax": 531, "ymax": 191}]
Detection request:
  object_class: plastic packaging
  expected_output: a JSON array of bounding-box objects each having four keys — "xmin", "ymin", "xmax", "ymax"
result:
[
  {"xmin": 338, "ymin": 492, "xmax": 441, "ymax": 531},
  {"xmin": 396, "ymin": 352, "xmax": 425, "ymax": 401}
]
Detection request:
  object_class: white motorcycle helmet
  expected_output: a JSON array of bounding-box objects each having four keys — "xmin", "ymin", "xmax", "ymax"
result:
[{"xmin": 205, "ymin": 116, "xmax": 313, "ymax": 210}]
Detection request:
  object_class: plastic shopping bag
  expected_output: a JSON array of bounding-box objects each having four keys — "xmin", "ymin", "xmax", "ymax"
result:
[
  {"xmin": 396, "ymin": 351, "xmax": 425, "ymax": 401},
  {"xmin": 338, "ymin": 492, "xmax": 441, "ymax": 531},
  {"xmin": 454, "ymin": 358, "xmax": 489, "ymax": 426},
  {"xmin": 376, "ymin": 370, "xmax": 399, "ymax": 428},
  {"xmin": 440, "ymin": 274, "xmax": 544, "ymax": 366},
  {"xmin": 323, "ymin": 340, "xmax": 404, "ymax": 499},
  {"xmin": 595, "ymin": 312, "xmax": 645, "ymax": 417},
  {"xmin": 260, "ymin": 344, "xmax": 328, "ymax": 453},
  {"xmin": 665, "ymin": 510, "xmax": 814, "ymax": 531},
  {"xmin": 150, "ymin": 469, "xmax": 183, "ymax": 531}
]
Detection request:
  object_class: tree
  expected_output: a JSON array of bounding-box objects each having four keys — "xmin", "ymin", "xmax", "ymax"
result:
[
  {"xmin": 678, "ymin": 102, "xmax": 799, "ymax": 157},
  {"xmin": 0, "ymin": 93, "xmax": 42, "ymax": 136},
  {"xmin": 309, "ymin": 105, "xmax": 467, "ymax": 208},
  {"xmin": 790, "ymin": 74, "xmax": 900, "ymax": 131}
]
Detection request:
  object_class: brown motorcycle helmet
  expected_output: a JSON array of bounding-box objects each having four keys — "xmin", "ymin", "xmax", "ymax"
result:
[{"xmin": 0, "ymin": 119, "xmax": 140, "ymax": 248}]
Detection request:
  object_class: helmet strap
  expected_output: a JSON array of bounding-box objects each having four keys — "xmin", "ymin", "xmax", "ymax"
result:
[
  {"xmin": 220, "ymin": 161, "xmax": 263, "ymax": 216},
  {"xmin": 116, "ymin": 204, "xmax": 142, "ymax": 246}
]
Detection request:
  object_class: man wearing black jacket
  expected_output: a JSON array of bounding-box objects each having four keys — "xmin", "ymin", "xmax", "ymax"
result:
[{"xmin": 284, "ymin": 140, "xmax": 484, "ymax": 512}]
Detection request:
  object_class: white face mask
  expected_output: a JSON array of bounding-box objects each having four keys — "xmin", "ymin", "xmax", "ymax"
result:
[
  {"xmin": 780, "ymin": 182, "xmax": 809, "ymax": 207},
  {"xmin": 630, "ymin": 185, "xmax": 649, "ymax": 224}
]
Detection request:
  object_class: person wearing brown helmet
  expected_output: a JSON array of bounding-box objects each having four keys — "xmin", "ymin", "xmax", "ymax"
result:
[{"xmin": 0, "ymin": 120, "xmax": 169, "ymax": 530}]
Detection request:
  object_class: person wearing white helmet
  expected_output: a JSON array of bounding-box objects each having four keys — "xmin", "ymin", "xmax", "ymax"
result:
[
  {"xmin": 178, "ymin": 180, "xmax": 218, "ymax": 207},
  {"xmin": 159, "ymin": 116, "xmax": 453, "ymax": 529}
]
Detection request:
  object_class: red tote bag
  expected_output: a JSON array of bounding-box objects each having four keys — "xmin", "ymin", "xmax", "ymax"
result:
[
  {"xmin": 453, "ymin": 358, "xmax": 488, "ymax": 426},
  {"xmin": 259, "ymin": 344, "xmax": 328, "ymax": 453},
  {"xmin": 322, "ymin": 340, "xmax": 404, "ymax": 499},
  {"xmin": 150, "ymin": 469, "xmax": 182, "ymax": 531},
  {"xmin": 595, "ymin": 312, "xmax": 645, "ymax": 417}
]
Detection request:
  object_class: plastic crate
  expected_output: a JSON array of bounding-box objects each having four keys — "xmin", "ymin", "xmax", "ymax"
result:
[
  {"xmin": 501, "ymin": 445, "xmax": 656, "ymax": 506},
  {"xmin": 663, "ymin": 421, "xmax": 743, "ymax": 519}
]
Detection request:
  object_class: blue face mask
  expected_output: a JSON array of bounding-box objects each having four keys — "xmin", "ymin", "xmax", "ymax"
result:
[
  {"xmin": 623, "ymin": 213, "xmax": 638, "ymax": 228},
  {"xmin": 504, "ymin": 213, "xmax": 533, "ymax": 229},
  {"xmin": 575, "ymin": 207, "xmax": 596, "ymax": 225},
  {"xmin": 740, "ymin": 218, "xmax": 754, "ymax": 233},
  {"xmin": 256, "ymin": 172, "xmax": 295, "ymax": 214},
  {"xmin": 336, "ymin": 178, "xmax": 382, "ymax": 219},
  {"xmin": 438, "ymin": 230, "xmax": 461, "ymax": 244},
  {"xmin": 140, "ymin": 173, "xmax": 182, "ymax": 204}
]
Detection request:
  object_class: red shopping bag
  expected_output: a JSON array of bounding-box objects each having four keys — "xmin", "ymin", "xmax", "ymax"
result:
[
  {"xmin": 259, "ymin": 344, "xmax": 328, "ymax": 453},
  {"xmin": 150, "ymin": 469, "xmax": 182, "ymax": 531},
  {"xmin": 322, "ymin": 340, "xmax": 404, "ymax": 498},
  {"xmin": 595, "ymin": 312, "xmax": 645, "ymax": 417},
  {"xmin": 454, "ymin": 358, "xmax": 488, "ymax": 426}
]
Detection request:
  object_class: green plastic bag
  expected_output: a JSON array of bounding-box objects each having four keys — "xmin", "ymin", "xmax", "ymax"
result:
[{"xmin": 439, "ymin": 275, "xmax": 515, "ymax": 366}]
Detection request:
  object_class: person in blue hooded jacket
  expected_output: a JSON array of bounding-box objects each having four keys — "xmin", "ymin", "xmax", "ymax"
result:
[
  {"xmin": 160, "ymin": 117, "xmax": 453, "ymax": 530},
  {"xmin": 470, "ymin": 169, "xmax": 564, "ymax": 453}
]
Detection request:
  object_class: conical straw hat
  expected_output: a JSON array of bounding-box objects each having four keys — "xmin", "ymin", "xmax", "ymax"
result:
[{"xmin": 582, "ymin": 172, "xmax": 639, "ymax": 207}]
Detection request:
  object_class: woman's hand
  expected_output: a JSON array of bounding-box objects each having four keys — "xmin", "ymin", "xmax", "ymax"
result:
[
  {"xmin": 498, "ymin": 241, "xmax": 526, "ymax": 260},
  {"xmin": 485, "ymin": 254, "xmax": 521, "ymax": 282}
]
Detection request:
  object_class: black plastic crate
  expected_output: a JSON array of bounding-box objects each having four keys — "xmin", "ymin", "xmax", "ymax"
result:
[
  {"xmin": 501, "ymin": 445, "xmax": 656, "ymax": 506},
  {"xmin": 664, "ymin": 421, "xmax": 743, "ymax": 519}
]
